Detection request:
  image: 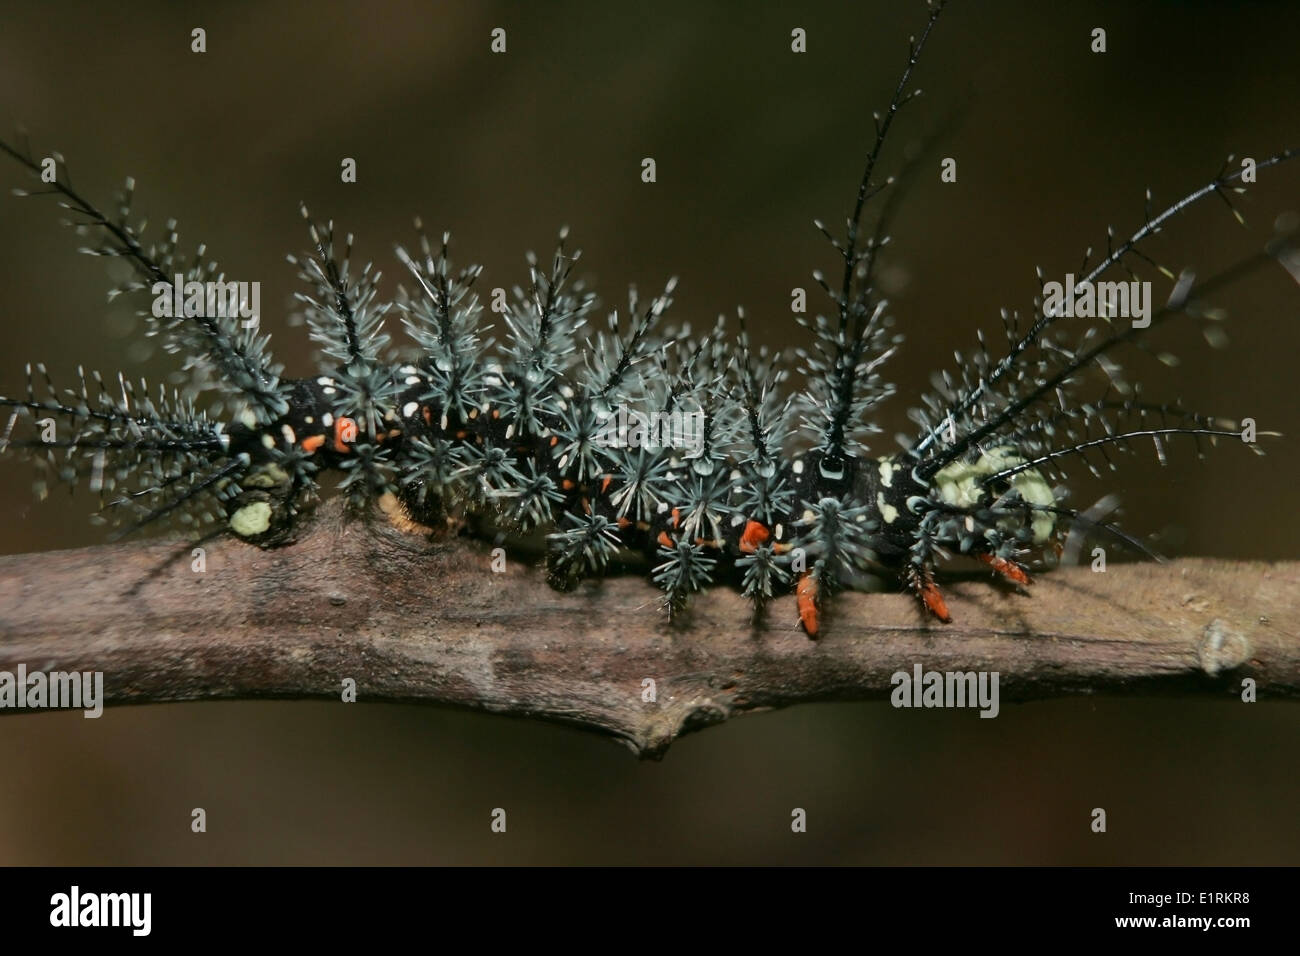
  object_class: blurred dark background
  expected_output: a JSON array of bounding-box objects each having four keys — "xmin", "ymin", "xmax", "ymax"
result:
[{"xmin": 0, "ymin": 0, "xmax": 1296, "ymax": 864}]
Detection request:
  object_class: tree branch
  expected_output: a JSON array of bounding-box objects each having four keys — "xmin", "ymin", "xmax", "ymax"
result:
[{"xmin": 0, "ymin": 499, "xmax": 1295, "ymax": 757}]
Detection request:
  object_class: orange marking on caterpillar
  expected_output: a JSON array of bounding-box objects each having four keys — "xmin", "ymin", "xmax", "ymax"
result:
[
  {"xmin": 796, "ymin": 572, "xmax": 819, "ymax": 638},
  {"xmin": 600, "ymin": 474, "xmax": 612, "ymax": 494},
  {"xmin": 301, "ymin": 434, "xmax": 326, "ymax": 454},
  {"xmin": 978, "ymin": 553, "xmax": 1032, "ymax": 585},
  {"xmin": 670, "ymin": 508, "xmax": 680, "ymax": 530},
  {"xmin": 657, "ymin": 531, "xmax": 674, "ymax": 549},
  {"xmin": 617, "ymin": 516, "xmax": 631, "ymax": 530},
  {"xmin": 422, "ymin": 406, "xmax": 432, "ymax": 425},
  {"xmin": 739, "ymin": 519, "xmax": 770, "ymax": 554},
  {"xmin": 561, "ymin": 479, "xmax": 575, "ymax": 491},
  {"xmin": 332, "ymin": 417, "xmax": 357, "ymax": 454}
]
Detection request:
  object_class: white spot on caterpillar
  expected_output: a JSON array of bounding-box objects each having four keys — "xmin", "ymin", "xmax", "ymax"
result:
[
  {"xmin": 403, "ymin": 401, "xmax": 419, "ymax": 417},
  {"xmin": 304, "ymin": 416, "xmax": 314, "ymax": 424},
  {"xmin": 238, "ymin": 409, "xmax": 258, "ymax": 429},
  {"xmin": 878, "ymin": 458, "xmax": 896, "ymax": 488},
  {"xmin": 400, "ymin": 365, "xmax": 417, "ymax": 375},
  {"xmin": 323, "ymin": 387, "xmax": 336, "ymax": 396},
  {"xmin": 321, "ymin": 412, "xmax": 334, "ymax": 428},
  {"xmin": 243, "ymin": 464, "xmax": 289, "ymax": 489},
  {"xmin": 280, "ymin": 424, "xmax": 296, "ymax": 445},
  {"xmin": 730, "ymin": 469, "xmax": 741, "ymax": 481},
  {"xmin": 877, "ymin": 491, "xmax": 898, "ymax": 524},
  {"xmin": 730, "ymin": 514, "xmax": 745, "ymax": 527},
  {"xmin": 801, "ymin": 509, "xmax": 815, "ymax": 523},
  {"xmin": 261, "ymin": 433, "xmax": 276, "ymax": 449},
  {"xmin": 405, "ymin": 376, "xmax": 421, "ymax": 386},
  {"xmin": 505, "ymin": 424, "xmax": 515, "ymax": 439},
  {"xmin": 657, "ymin": 502, "xmax": 669, "ymax": 514},
  {"xmin": 933, "ymin": 447, "xmax": 1057, "ymax": 544},
  {"xmin": 317, "ymin": 376, "xmax": 334, "ymax": 387},
  {"xmin": 792, "ymin": 458, "xmax": 804, "ymax": 475},
  {"xmin": 775, "ymin": 523, "xmax": 784, "ymax": 539},
  {"xmin": 230, "ymin": 501, "xmax": 273, "ymax": 537}
]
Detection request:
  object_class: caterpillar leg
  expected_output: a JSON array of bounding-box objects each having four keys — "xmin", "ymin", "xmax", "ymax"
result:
[
  {"xmin": 796, "ymin": 571, "xmax": 820, "ymax": 638},
  {"xmin": 977, "ymin": 552, "xmax": 1032, "ymax": 586},
  {"xmin": 906, "ymin": 564, "xmax": 952, "ymax": 623}
]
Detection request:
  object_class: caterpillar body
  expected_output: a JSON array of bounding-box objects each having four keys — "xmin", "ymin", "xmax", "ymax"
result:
[{"xmin": 1, "ymin": 2, "xmax": 1293, "ymax": 637}]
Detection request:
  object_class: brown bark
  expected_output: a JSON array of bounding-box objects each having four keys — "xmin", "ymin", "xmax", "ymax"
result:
[{"xmin": 0, "ymin": 499, "xmax": 1294, "ymax": 757}]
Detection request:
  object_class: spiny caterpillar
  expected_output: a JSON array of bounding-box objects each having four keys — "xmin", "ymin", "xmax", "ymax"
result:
[{"xmin": 1, "ymin": 2, "xmax": 1295, "ymax": 637}]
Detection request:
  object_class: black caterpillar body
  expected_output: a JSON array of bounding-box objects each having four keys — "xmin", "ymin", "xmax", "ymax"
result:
[{"xmin": 1, "ymin": 2, "xmax": 1294, "ymax": 636}]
